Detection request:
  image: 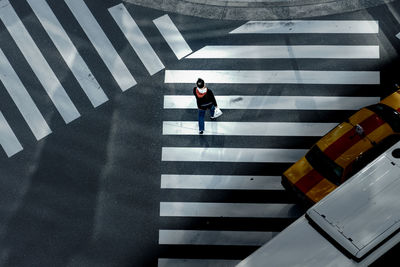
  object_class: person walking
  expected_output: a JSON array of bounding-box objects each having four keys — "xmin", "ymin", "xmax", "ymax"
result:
[{"xmin": 193, "ymin": 78, "xmax": 218, "ymax": 134}]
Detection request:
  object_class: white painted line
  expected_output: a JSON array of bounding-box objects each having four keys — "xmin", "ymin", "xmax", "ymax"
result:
[
  {"xmin": 396, "ymin": 32, "xmax": 400, "ymax": 39},
  {"xmin": 159, "ymin": 202, "xmax": 301, "ymax": 218},
  {"xmin": 0, "ymin": 48, "xmax": 51, "ymax": 140},
  {"xmin": 164, "ymin": 95, "xmax": 380, "ymax": 110},
  {"xmin": 153, "ymin": 14, "xmax": 192, "ymax": 59},
  {"xmin": 27, "ymin": 0, "xmax": 108, "ymax": 108},
  {"xmin": 159, "ymin": 230, "xmax": 277, "ymax": 246},
  {"xmin": 0, "ymin": 0, "xmax": 80, "ymax": 124},
  {"xmin": 65, "ymin": 0, "xmax": 136, "ymax": 91},
  {"xmin": 0, "ymin": 111, "xmax": 23, "ymax": 157},
  {"xmin": 162, "ymin": 147, "xmax": 307, "ymax": 163},
  {"xmin": 108, "ymin": 4, "xmax": 164, "ymax": 75},
  {"xmin": 158, "ymin": 258, "xmax": 240, "ymax": 267},
  {"xmin": 161, "ymin": 174, "xmax": 283, "ymax": 190},
  {"xmin": 163, "ymin": 121, "xmax": 336, "ymax": 136},
  {"xmin": 164, "ymin": 70, "xmax": 380, "ymax": 85},
  {"xmin": 230, "ymin": 20, "xmax": 379, "ymax": 34},
  {"xmin": 187, "ymin": 45, "xmax": 379, "ymax": 59}
]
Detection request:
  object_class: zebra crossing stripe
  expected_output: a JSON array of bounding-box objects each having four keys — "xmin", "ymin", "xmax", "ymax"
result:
[
  {"xmin": 27, "ymin": 0, "xmax": 108, "ymax": 108},
  {"xmin": 0, "ymin": 111, "xmax": 23, "ymax": 157},
  {"xmin": 159, "ymin": 230, "xmax": 277, "ymax": 246},
  {"xmin": 187, "ymin": 45, "xmax": 379, "ymax": 59},
  {"xmin": 230, "ymin": 20, "xmax": 379, "ymax": 34},
  {"xmin": 163, "ymin": 95, "xmax": 380, "ymax": 110},
  {"xmin": 153, "ymin": 14, "xmax": 192, "ymax": 60},
  {"xmin": 164, "ymin": 70, "xmax": 380, "ymax": 85},
  {"xmin": 160, "ymin": 202, "xmax": 302, "ymax": 218},
  {"xmin": 162, "ymin": 147, "xmax": 307, "ymax": 163},
  {"xmin": 65, "ymin": 0, "xmax": 136, "ymax": 91},
  {"xmin": 0, "ymin": 48, "xmax": 51, "ymax": 140},
  {"xmin": 163, "ymin": 121, "xmax": 337, "ymax": 136},
  {"xmin": 158, "ymin": 258, "xmax": 240, "ymax": 267},
  {"xmin": 108, "ymin": 4, "xmax": 164, "ymax": 75},
  {"xmin": 161, "ymin": 174, "xmax": 283, "ymax": 190},
  {"xmin": 161, "ymin": 147, "xmax": 307, "ymax": 163},
  {"xmin": 0, "ymin": 0, "xmax": 80, "ymax": 124}
]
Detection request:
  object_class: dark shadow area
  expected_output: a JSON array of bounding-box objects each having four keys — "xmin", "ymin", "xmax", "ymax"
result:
[{"xmin": 0, "ymin": 107, "xmax": 112, "ymax": 266}]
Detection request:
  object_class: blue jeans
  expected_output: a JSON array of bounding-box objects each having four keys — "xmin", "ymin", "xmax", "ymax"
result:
[{"xmin": 198, "ymin": 105, "xmax": 215, "ymax": 131}]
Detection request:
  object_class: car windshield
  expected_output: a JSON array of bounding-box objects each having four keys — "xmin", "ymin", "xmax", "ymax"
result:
[
  {"xmin": 305, "ymin": 145, "xmax": 344, "ymax": 185},
  {"xmin": 367, "ymin": 104, "xmax": 400, "ymax": 132}
]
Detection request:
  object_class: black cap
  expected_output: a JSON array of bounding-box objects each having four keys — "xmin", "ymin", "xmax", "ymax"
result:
[{"xmin": 196, "ymin": 78, "xmax": 205, "ymax": 89}]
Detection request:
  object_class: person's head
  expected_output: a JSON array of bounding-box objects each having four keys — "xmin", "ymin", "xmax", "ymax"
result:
[{"xmin": 196, "ymin": 78, "xmax": 205, "ymax": 89}]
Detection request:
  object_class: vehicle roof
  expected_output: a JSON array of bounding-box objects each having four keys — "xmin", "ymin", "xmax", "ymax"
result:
[
  {"xmin": 380, "ymin": 90, "xmax": 400, "ymax": 111},
  {"xmin": 237, "ymin": 216, "xmax": 357, "ymax": 267},
  {"xmin": 307, "ymin": 141, "xmax": 400, "ymax": 259}
]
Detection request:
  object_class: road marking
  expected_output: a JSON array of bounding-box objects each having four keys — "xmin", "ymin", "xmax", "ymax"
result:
[
  {"xmin": 153, "ymin": 14, "xmax": 192, "ymax": 59},
  {"xmin": 109, "ymin": 4, "xmax": 164, "ymax": 75},
  {"xmin": 158, "ymin": 258, "xmax": 240, "ymax": 267},
  {"xmin": 159, "ymin": 230, "xmax": 277, "ymax": 246},
  {"xmin": 163, "ymin": 95, "xmax": 380, "ymax": 110},
  {"xmin": 164, "ymin": 70, "xmax": 380, "ymax": 85},
  {"xmin": 65, "ymin": 0, "xmax": 136, "ymax": 91},
  {"xmin": 187, "ymin": 45, "xmax": 379, "ymax": 59},
  {"xmin": 230, "ymin": 20, "xmax": 379, "ymax": 34},
  {"xmin": 396, "ymin": 32, "xmax": 400, "ymax": 39},
  {"xmin": 0, "ymin": 0, "xmax": 80, "ymax": 124},
  {"xmin": 161, "ymin": 147, "xmax": 307, "ymax": 163},
  {"xmin": 161, "ymin": 174, "xmax": 283, "ymax": 190},
  {"xmin": 0, "ymin": 111, "xmax": 23, "ymax": 157},
  {"xmin": 27, "ymin": 0, "xmax": 108, "ymax": 108},
  {"xmin": 160, "ymin": 202, "xmax": 302, "ymax": 218},
  {"xmin": 163, "ymin": 121, "xmax": 336, "ymax": 136},
  {"xmin": 0, "ymin": 48, "xmax": 51, "ymax": 140}
]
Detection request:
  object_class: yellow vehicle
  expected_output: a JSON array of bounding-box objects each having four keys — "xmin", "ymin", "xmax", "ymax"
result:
[{"xmin": 282, "ymin": 90, "xmax": 400, "ymax": 205}]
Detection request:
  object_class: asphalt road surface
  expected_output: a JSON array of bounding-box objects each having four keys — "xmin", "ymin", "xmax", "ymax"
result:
[{"xmin": 0, "ymin": 0, "xmax": 399, "ymax": 266}]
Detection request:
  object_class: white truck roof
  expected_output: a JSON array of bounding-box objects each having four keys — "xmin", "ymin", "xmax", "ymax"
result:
[
  {"xmin": 238, "ymin": 141, "xmax": 400, "ymax": 267},
  {"xmin": 307, "ymin": 142, "xmax": 400, "ymax": 259}
]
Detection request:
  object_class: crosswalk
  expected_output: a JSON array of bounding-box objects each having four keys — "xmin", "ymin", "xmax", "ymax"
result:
[
  {"xmin": 27, "ymin": 0, "xmax": 109, "ymax": 108},
  {"xmin": 0, "ymin": 1, "xmax": 385, "ymax": 265},
  {"xmin": 229, "ymin": 20, "xmax": 379, "ymax": 34},
  {"xmin": 186, "ymin": 45, "xmax": 380, "ymax": 59},
  {"xmin": 160, "ymin": 19, "xmax": 382, "ymax": 266},
  {"xmin": 165, "ymin": 70, "xmax": 380, "ymax": 84},
  {"xmin": 0, "ymin": 0, "xmax": 188, "ymax": 158}
]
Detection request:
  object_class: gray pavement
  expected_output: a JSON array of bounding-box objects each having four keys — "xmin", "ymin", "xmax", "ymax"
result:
[{"xmin": 124, "ymin": 0, "xmax": 400, "ymax": 20}]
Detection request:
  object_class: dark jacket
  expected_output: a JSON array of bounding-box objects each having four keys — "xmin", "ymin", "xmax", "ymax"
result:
[{"xmin": 193, "ymin": 87, "xmax": 217, "ymax": 110}]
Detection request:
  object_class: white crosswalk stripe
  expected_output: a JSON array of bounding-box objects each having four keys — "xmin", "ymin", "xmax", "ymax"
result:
[
  {"xmin": 163, "ymin": 121, "xmax": 337, "ymax": 136},
  {"xmin": 162, "ymin": 147, "xmax": 307, "ymax": 162},
  {"xmin": 187, "ymin": 45, "xmax": 380, "ymax": 59},
  {"xmin": 163, "ymin": 95, "xmax": 380, "ymax": 110},
  {"xmin": 230, "ymin": 20, "xmax": 379, "ymax": 34},
  {"xmin": 0, "ymin": 48, "xmax": 51, "ymax": 140},
  {"xmin": 160, "ymin": 202, "xmax": 302, "ymax": 218},
  {"xmin": 109, "ymin": 4, "xmax": 165, "ymax": 75},
  {"xmin": 153, "ymin": 14, "xmax": 193, "ymax": 59},
  {"xmin": 158, "ymin": 258, "xmax": 240, "ymax": 267},
  {"xmin": 0, "ymin": 111, "xmax": 23, "ymax": 157},
  {"xmin": 161, "ymin": 174, "xmax": 283, "ymax": 190},
  {"xmin": 165, "ymin": 70, "xmax": 380, "ymax": 84},
  {"xmin": 159, "ymin": 230, "xmax": 277, "ymax": 246}
]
